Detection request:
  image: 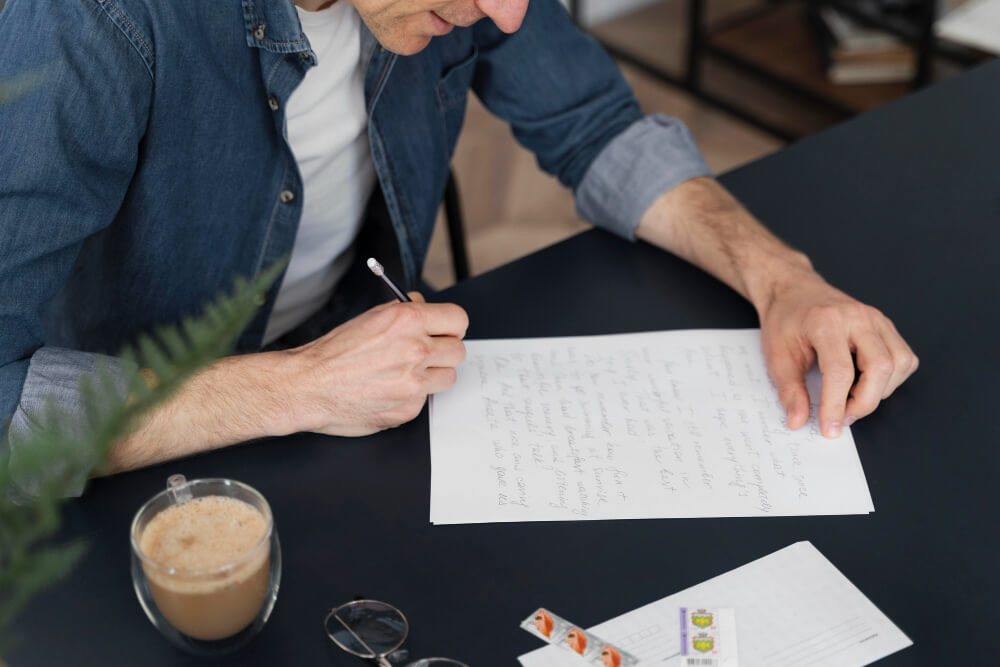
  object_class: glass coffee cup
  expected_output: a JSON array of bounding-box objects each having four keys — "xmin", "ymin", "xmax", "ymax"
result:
[{"xmin": 130, "ymin": 475, "xmax": 281, "ymax": 655}]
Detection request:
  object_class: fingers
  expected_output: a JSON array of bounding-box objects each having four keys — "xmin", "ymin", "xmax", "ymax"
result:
[
  {"xmin": 376, "ymin": 366, "xmax": 458, "ymax": 431},
  {"xmin": 422, "ymin": 335, "xmax": 467, "ymax": 369},
  {"xmin": 386, "ymin": 300, "xmax": 468, "ymax": 338},
  {"xmin": 379, "ymin": 361, "xmax": 459, "ymax": 430},
  {"xmin": 810, "ymin": 321, "xmax": 855, "ymax": 438},
  {"xmin": 407, "ymin": 291, "xmax": 426, "ymax": 303},
  {"xmin": 421, "ymin": 302, "xmax": 469, "ymax": 338},
  {"xmin": 843, "ymin": 328, "xmax": 893, "ymax": 425},
  {"xmin": 766, "ymin": 345, "xmax": 811, "ymax": 430},
  {"xmin": 874, "ymin": 317, "xmax": 919, "ymax": 397},
  {"xmin": 422, "ymin": 366, "xmax": 459, "ymax": 395},
  {"xmin": 811, "ymin": 307, "xmax": 918, "ymax": 436},
  {"xmin": 760, "ymin": 272, "xmax": 917, "ymax": 437},
  {"xmin": 841, "ymin": 311, "xmax": 918, "ymax": 427}
]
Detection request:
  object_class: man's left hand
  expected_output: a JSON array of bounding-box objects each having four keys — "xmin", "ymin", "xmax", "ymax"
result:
[
  {"xmin": 756, "ymin": 267, "xmax": 919, "ymax": 437},
  {"xmin": 637, "ymin": 176, "xmax": 918, "ymax": 437}
]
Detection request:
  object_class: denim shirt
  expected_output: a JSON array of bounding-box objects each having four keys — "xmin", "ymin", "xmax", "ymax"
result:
[{"xmin": 0, "ymin": 0, "xmax": 710, "ymax": 496}]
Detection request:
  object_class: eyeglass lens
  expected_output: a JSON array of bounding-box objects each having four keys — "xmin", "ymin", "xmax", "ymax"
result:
[
  {"xmin": 325, "ymin": 600, "xmax": 469, "ymax": 667},
  {"xmin": 326, "ymin": 600, "xmax": 408, "ymax": 658}
]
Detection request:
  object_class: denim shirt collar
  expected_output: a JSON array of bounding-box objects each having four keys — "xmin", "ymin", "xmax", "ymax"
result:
[
  {"xmin": 241, "ymin": 0, "xmax": 310, "ymax": 54},
  {"xmin": 240, "ymin": 0, "xmax": 384, "ymax": 78}
]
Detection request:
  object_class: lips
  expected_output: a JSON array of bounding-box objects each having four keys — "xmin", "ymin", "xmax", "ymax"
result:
[{"xmin": 429, "ymin": 10, "xmax": 454, "ymax": 35}]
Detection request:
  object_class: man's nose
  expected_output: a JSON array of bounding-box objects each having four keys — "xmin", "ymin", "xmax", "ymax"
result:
[{"xmin": 476, "ymin": 0, "xmax": 529, "ymax": 34}]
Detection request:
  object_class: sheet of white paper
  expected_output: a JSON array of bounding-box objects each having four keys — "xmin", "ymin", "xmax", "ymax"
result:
[
  {"xmin": 518, "ymin": 541, "xmax": 912, "ymax": 667},
  {"xmin": 429, "ymin": 330, "xmax": 873, "ymax": 524},
  {"xmin": 937, "ymin": 0, "xmax": 1000, "ymax": 55}
]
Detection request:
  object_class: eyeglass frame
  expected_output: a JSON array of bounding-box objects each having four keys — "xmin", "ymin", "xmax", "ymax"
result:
[{"xmin": 324, "ymin": 599, "xmax": 468, "ymax": 667}]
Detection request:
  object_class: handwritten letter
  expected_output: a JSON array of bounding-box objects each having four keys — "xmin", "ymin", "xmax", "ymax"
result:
[{"xmin": 429, "ymin": 330, "xmax": 874, "ymax": 524}]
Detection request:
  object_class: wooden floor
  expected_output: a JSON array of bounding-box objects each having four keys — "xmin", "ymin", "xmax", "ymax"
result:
[{"xmin": 421, "ymin": 0, "xmax": 960, "ymax": 288}]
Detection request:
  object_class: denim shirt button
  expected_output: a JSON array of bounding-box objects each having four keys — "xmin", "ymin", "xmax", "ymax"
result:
[
  {"xmin": 267, "ymin": 96, "xmax": 279, "ymax": 111},
  {"xmin": 299, "ymin": 51, "xmax": 311, "ymax": 62},
  {"xmin": 253, "ymin": 24, "xmax": 266, "ymax": 40},
  {"xmin": 280, "ymin": 190, "xmax": 295, "ymax": 204}
]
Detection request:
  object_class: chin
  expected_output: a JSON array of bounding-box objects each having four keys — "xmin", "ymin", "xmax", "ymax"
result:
[{"xmin": 383, "ymin": 34, "xmax": 433, "ymax": 56}]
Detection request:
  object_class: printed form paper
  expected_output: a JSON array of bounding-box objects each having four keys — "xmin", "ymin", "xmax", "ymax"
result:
[
  {"xmin": 518, "ymin": 541, "xmax": 912, "ymax": 667},
  {"xmin": 429, "ymin": 329, "xmax": 873, "ymax": 524}
]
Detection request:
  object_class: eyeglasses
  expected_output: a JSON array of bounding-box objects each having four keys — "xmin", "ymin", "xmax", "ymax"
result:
[{"xmin": 325, "ymin": 599, "xmax": 469, "ymax": 667}]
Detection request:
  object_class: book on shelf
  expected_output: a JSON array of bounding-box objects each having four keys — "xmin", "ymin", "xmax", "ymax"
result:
[{"xmin": 806, "ymin": 5, "xmax": 917, "ymax": 84}]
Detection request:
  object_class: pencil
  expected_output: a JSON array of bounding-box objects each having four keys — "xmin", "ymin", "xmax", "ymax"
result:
[{"xmin": 366, "ymin": 257, "xmax": 411, "ymax": 302}]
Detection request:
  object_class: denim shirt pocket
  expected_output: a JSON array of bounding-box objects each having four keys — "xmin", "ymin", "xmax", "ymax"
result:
[{"xmin": 434, "ymin": 45, "xmax": 478, "ymax": 156}]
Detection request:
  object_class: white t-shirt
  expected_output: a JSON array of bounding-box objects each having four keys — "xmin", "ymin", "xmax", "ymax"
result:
[{"xmin": 263, "ymin": 2, "xmax": 377, "ymax": 344}]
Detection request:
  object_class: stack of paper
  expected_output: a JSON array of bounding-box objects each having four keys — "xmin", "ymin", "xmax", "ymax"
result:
[
  {"xmin": 429, "ymin": 330, "xmax": 874, "ymax": 524},
  {"xmin": 518, "ymin": 541, "xmax": 912, "ymax": 666}
]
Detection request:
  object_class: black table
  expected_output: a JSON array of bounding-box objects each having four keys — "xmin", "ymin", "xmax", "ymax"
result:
[{"xmin": 12, "ymin": 60, "xmax": 1000, "ymax": 666}]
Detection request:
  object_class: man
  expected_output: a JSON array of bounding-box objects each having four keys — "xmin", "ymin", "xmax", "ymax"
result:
[{"xmin": 0, "ymin": 0, "xmax": 917, "ymax": 495}]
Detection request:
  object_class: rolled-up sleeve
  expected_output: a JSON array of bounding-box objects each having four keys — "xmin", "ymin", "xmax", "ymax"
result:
[
  {"xmin": 471, "ymin": 0, "xmax": 644, "ymax": 194},
  {"xmin": 5, "ymin": 349, "xmax": 136, "ymax": 503},
  {"xmin": 575, "ymin": 114, "xmax": 714, "ymax": 240},
  {"xmin": 470, "ymin": 0, "xmax": 713, "ymax": 241}
]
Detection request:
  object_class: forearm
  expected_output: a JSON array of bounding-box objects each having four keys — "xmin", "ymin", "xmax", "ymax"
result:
[
  {"xmin": 104, "ymin": 351, "xmax": 295, "ymax": 474},
  {"xmin": 636, "ymin": 176, "xmax": 816, "ymax": 314}
]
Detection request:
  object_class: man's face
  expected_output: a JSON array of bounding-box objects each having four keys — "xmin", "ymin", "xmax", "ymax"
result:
[{"xmin": 347, "ymin": 0, "xmax": 530, "ymax": 55}]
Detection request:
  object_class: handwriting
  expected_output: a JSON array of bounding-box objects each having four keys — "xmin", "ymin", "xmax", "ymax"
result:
[{"xmin": 435, "ymin": 330, "xmax": 865, "ymax": 522}]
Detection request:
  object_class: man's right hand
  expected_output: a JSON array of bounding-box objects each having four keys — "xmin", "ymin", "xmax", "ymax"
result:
[
  {"xmin": 104, "ymin": 293, "xmax": 467, "ymax": 474},
  {"xmin": 274, "ymin": 292, "xmax": 469, "ymax": 437}
]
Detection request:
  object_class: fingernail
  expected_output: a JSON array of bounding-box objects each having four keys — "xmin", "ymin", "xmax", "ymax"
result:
[
  {"xmin": 844, "ymin": 415, "xmax": 857, "ymax": 427},
  {"xmin": 827, "ymin": 422, "xmax": 842, "ymax": 438}
]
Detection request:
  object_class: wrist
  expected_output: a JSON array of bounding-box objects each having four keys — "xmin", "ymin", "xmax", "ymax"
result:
[
  {"xmin": 173, "ymin": 350, "xmax": 303, "ymax": 441},
  {"xmin": 230, "ymin": 349, "xmax": 305, "ymax": 438},
  {"xmin": 745, "ymin": 248, "xmax": 817, "ymax": 320},
  {"xmin": 637, "ymin": 177, "xmax": 817, "ymax": 310}
]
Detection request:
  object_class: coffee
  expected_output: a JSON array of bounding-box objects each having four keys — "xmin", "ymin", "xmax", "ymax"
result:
[{"xmin": 138, "ymin": 495, "xmax": 270, "ymax": 641}]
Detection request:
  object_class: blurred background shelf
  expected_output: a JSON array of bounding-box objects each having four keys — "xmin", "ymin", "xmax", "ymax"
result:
[
  {"xmin": 574, "ymin": 0, "xmax": 992, "ymax": 140},
  {"xmin": 709, "ymin": 3, "xmax": 912, "ymax": 113}
]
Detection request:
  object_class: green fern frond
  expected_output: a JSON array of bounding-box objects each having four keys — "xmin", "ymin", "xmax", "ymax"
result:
[{"xmin": 0, "ymin": 259, "xmax": 285, "ymax": 648}]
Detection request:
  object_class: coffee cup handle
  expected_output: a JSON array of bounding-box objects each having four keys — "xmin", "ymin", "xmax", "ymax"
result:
[{"xmin": 167, "ymin": 474, "xmax": 194, "ymax": 504}]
